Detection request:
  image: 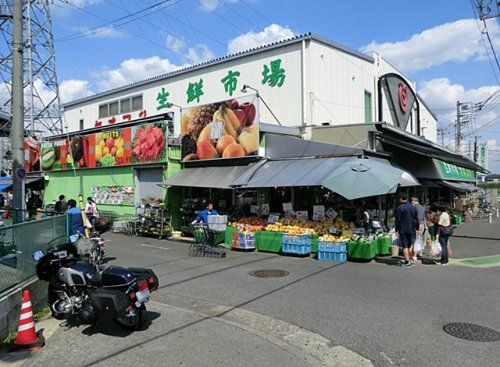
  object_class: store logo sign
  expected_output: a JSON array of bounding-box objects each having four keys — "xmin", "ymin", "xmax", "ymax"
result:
[{"xmin": 398, "ymin": 83, "xmax": 408, "ymax": 113}]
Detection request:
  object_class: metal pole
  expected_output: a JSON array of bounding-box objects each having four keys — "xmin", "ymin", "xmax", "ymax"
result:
[
  {"xmin": 11, "ymin": 0, "xmax": 25, "ymax": 223},
  {"xmin": 455, "ymin": 101, "xmax": 461, "ymax": 153},
  {"xmin": 27, "ymin": 0, "xmax": 34, "ymax": 136}
]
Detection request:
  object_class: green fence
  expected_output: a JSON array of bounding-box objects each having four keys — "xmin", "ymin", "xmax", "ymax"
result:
[{"xmin": 0, "ymin": 215, "xmax": 69, "ymax": 296}]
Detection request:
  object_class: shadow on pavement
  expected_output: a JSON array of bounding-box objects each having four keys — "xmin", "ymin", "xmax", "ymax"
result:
[
  {"xmin": 80, "ymin": 262, "xmax": 343, "ymax": 367},
  {"xmin": 81, "ymin": 311, "xmax": 161, "ymax": 338}
]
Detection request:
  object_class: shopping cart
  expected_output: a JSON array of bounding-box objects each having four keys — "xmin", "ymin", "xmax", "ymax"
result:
[{"xmin": 189, "ymin": 223, "xmax": 226, "ymax": 258}]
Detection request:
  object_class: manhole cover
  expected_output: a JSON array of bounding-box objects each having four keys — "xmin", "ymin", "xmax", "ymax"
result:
[
  {"xmin": 443, "ymin": 323, "xmax": 500, "ymax": 342},
  {"xmin": 249, "ymin": 269, "xmax": 289, "ymax": 278}
]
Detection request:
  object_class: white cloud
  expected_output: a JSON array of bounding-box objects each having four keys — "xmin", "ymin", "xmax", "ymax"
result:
[
  {"xmin": 200, "ymin": 0, "xmax": 220, "ymax": 11},
  {"xmin": 418, "ymin": 78, "xmax": 500, "ymax": 157},
  {"xmin": 75, "ymin": 26, "xmax": 125, "ymax": 39},
  {"xmin": 93, "ymin": 56, "xmax": 185, "ymax": 91},
  {"xmin": 59, "ymin": 79, "xmax": 94, "ymax": 103},
  {"xmin": 186, "ymin": 44, "xmax": 215, "ymax": 64},
  {"xmin": 227, "ymin": 24, "xmax": 295, "ymax": 54},
  {"xmin": 66, "ymin": 0, "xmax": 102, "ymax": 6},
  {"xmin": 362, "ymin": 19, "xmax": 500, "ymax": 73},
  {"xmin": 165, "ymin": 35, "xmax": 187, "ymax": 54}
]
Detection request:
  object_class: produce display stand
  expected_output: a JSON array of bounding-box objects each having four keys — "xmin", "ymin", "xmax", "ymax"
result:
[
  {"xmin": 347, "ymin": 240, "xmax": 378, "ymax": 260},
  {"xmin": 231, "ymin": 231, "xmax": 256, "ymax": 251},
  {"xmin": 136, "ymin": 206, "xmax": 172, "ymax": 239},
  {"xmin": 281, "ymin": 234, "xmax": 312, "ymax": 255},
  {"xmin": 225, "ymin": 227, "xmax": 238, "ymax": 247},
  {"xmin": 254, "ymin": 231, "xmax": 283, "ymax": 253},
  {"xmin": 377, "ymin": 237, "xmax": 392, "ymax": 256}
]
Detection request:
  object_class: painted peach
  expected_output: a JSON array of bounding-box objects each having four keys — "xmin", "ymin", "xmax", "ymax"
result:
[
  {"xmin": 222, "ymin": 143, "xmax": 246, "ymax": 158},
  {"xmin": 216, "ymin": 135, "xmax": 236, "ymax": 155}
]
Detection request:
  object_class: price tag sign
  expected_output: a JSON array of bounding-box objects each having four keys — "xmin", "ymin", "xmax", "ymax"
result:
[
  {"xmin": 250, "ymin": 205, "xmax": 259, "ymax": 214},
  {"xmin": 329, "ymin": 227, "xmax": 337, "ymax": 234},
  {"xmin": 313, "ymin": 205, "xmax": 325, "ymax": 221},
  {"xmin": 326, "ymin": 207, "xmax": 337, "ymax": 219},
  {"xmin": 355, "ymin": 228, "xmax": 366, "ymax": 235},
  {"xmin": 261, "ymin": 204, "xmax": 270, "ymax": 215},
  {"xmin": 268, "ymin": 214, "xmax": 280, "ymax": 224},
  {"xmin": 296, "ymin": 211, "xmax": 308, "ymax": 221}
]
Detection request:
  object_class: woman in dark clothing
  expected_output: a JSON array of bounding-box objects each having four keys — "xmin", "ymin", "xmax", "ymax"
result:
[{"xmin": 436, "ymin": 206, "xmax": 452, "ymax": 265}]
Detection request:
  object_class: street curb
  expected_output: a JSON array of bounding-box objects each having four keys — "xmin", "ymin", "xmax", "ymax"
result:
[
  {"xmin": 150, "ymin": 297, "xmax": 373, "ymax": 367},
  {"xmin": 0, "ymin": 317, "xmax": 60, "ymax": 367}
]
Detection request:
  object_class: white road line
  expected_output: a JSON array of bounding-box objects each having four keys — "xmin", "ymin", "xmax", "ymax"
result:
[{"xmin": 140, "ymin": 243, "xmax": 170, "ymax": 250}]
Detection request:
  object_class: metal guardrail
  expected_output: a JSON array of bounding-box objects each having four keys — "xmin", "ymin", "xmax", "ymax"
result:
[{"xmin": 0, "ymin": 214, "xmax": 69, "ymax": 296}]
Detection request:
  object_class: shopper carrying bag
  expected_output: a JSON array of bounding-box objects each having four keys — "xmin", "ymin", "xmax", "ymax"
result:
[{"xmin": 436, "ymin": 206, "xmax": 452, "ymax": 265}]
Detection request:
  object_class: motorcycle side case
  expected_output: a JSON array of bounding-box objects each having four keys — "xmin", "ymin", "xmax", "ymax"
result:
[
  {"xmin": 101, "ymin": 266, "xmax": 136, "ymax": 289},
  {"xmin": 90, "ymin": 288, "xmax": 129, "ymax": 319},
  {"xmin": 129, "ymin": 267, "xmax": 159, "ymax": 291}
]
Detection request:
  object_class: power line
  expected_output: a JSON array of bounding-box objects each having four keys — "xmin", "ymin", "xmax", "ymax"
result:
[
  {"xmin": 56, "ymin": 0, "xmax": 182, "ymax": 42},
  {"xmin": 470, "ymin": 0, "xmax": 500, "ymax": 85}
]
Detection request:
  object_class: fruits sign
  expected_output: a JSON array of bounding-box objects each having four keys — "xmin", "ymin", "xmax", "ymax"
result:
[
  {"xmin": 38, "ymin": 121, "xmax": 167, "ymax": 172},
  {"xmin": 132, "ymin": 123, "xmax": 167, "ymax": 164},
  {"xmin": 40, "ymin": 139, "xmax": 74, "ymax": 171},
  {"xmin": 94, "ymin": 128, "xmax": 132, "ymax": 167},
  {"xmin": 180, "ymin": 95, "xmax": 259, "ymax": 162}
]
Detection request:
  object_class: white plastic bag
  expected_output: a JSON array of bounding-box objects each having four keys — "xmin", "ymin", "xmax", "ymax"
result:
[
  {"xmin": 414, "ymin": 236, "xmax": 424, "ymax": 252},
  {"xmin": 423, "ymin": 230, "xmax": 432, "ymax": 247},
  {"xmin": 430, "ymin": 240, "xmax": 442, "ymax": 256}
]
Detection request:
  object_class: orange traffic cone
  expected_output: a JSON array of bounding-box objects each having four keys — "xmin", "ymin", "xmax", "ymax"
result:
[{"xmin": 10, "ymin": 290, "xmax": 44, "ymax": 351}]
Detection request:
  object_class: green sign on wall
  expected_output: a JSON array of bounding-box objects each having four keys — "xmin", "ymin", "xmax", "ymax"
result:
[{"xmin": 436, "ymin": 160, "xmax": 476, "ymax": 181}]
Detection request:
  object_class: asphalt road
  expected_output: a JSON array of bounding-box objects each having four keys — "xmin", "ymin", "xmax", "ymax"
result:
[{"xmin": 21, "ymin": 225, "xmax": 500, "ymax": 367}]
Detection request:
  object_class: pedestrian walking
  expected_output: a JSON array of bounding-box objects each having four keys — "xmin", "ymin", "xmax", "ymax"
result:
[
  {"xmin": 395, "ymin": 193, "xmax": 419, "ymax": 268},
  {"xmin": 54, "ymin": 194, "xmax": 67, "ymax": 213},
  {"xmin": 85, "ymin": 197, "xmax": 98, "ymax": 231},
  {"xmin": 436, "ymin": 206, "xmax": 453, "ymax": 266}
]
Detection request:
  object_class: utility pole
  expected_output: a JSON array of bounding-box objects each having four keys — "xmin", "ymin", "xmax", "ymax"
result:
[
  {"xmin": 437, "ymin": 127, "xmax": 445, "ymax": 146},
  {"xmin": 474, "ymin": 136, "xmax": 479, "ymax": 163},
  {"xmin": 455, "ymin": 101, "xmax": 461, "ymax": 153},
  {"xmin": 11, "ymin": 0, "xmax": 24, "ymax": 223}
]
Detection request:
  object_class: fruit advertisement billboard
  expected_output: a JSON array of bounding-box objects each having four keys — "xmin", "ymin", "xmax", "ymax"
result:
[
  {"xmin": 24, "ymin": 137, "xmax": 40, "ymax": 172},
  {"xmin": 93, "ymin": 128, "xmax": 132, "ymax": 167},
  {"xmin": 180, "ymin": 95, "xmax": 259, "ymax": 162},
  {"xmin": 132, "ymin": 122, "xmax": 167, "ymax": 164},
  {"xmin": 39, "ymin": 121, "xmax": 167, "ymax": 172}
]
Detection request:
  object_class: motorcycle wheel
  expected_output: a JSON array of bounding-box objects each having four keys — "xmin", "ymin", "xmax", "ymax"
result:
[
  {"xmin": 48, "ymin": 284, "xmax": 66, "ymax": 320},
  {"xmin": 114, "ymin": 305, "xmax": 147, "ymax": 331}
]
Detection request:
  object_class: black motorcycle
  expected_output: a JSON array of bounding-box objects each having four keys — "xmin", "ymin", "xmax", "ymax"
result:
[{"xmin": 33, "ymin": 244, "xmax": 158, "ymax": 331}]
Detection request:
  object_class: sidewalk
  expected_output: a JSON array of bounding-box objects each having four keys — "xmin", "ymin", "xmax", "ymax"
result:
[{"xmin": 449, "ymin": 217, "xmax": 500, "ymax": 259}]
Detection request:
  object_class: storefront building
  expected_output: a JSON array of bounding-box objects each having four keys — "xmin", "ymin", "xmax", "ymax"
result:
[
  {"xmin": 36, "ymin": 33, "xmax": 444, "ymax": 237},
  {"xmin": 62, "ymin": 33, "xmax": 437, "ymax": 141}
]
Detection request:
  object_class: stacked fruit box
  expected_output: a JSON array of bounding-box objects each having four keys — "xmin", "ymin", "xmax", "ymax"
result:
[
  {"xmin": 317, "ymin": 241, "xmax": 347, "ymax": 262},
  {"xmin": 281, "ymin": 234, "xmax": 312, "ymax": 255},
  {"xmin": 232, "ymin": 231, "xmax": 255, "ymax": 250}
]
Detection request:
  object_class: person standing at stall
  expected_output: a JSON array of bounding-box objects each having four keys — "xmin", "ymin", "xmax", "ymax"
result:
[
  {"xmin": 193, "ymin": 200, "xmax": 218, "ymax": 224},
  {"xmin": 395, "ymin": 193, "xmax": 419, "ymax": 268}
]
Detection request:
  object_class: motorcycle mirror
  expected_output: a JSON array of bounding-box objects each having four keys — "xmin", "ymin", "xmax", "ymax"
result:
[{"xmin": 32, "ymin": 250, "xmax": 44, "ymax": 261}]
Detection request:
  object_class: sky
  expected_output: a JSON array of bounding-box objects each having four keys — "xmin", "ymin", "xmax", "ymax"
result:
[{"xmin": 49, "ymin": 0, "xmax": 500, "ymax": 172}]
